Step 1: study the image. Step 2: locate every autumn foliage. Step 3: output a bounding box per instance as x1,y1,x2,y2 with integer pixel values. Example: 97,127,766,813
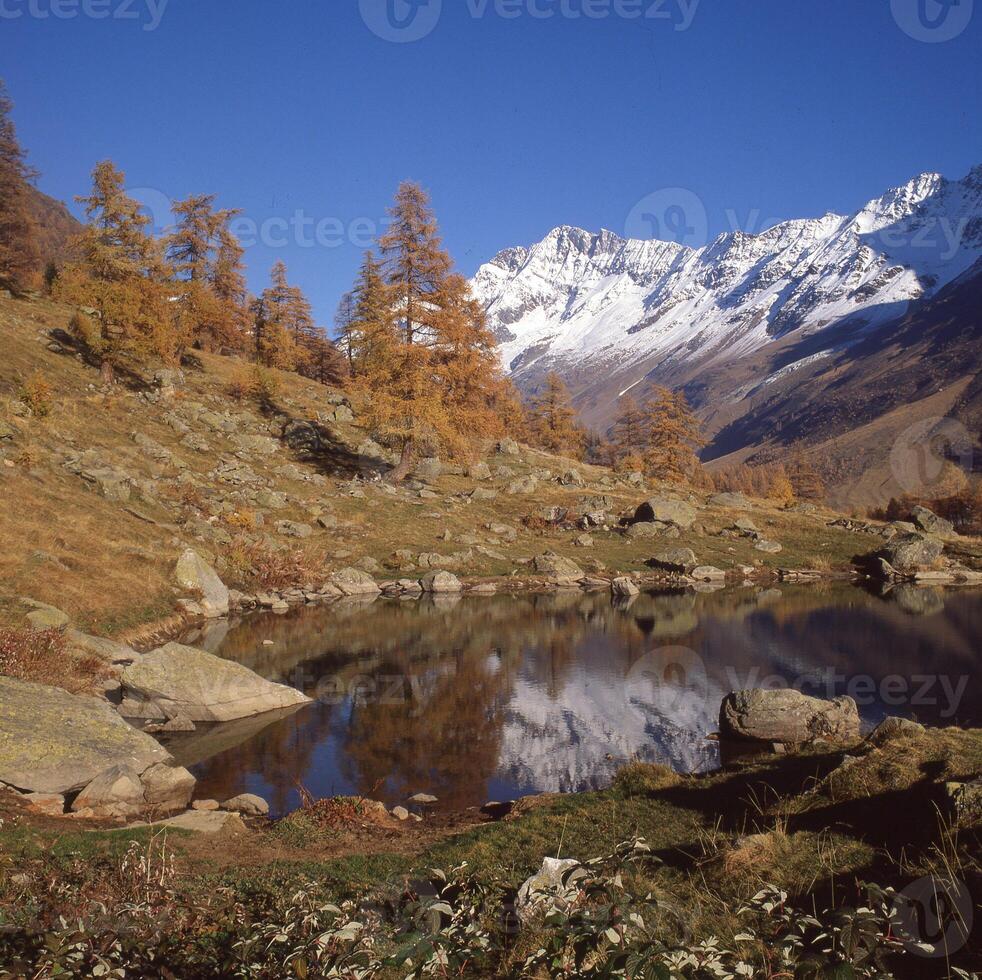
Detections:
0,80,40,294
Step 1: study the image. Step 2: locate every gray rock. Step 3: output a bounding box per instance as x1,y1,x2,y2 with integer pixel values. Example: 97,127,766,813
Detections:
157,810,248,834
506,475,538,495
468,462,492,481
719,689,860,744
414,457,443,482
330,567,381,596
72,764,145,816
421,570,463,593
276,520,314,539
910,505,955,537
256,490,288,511
691,565,726,581
867,716,925,745
559,469,584,487
175,549,230,617
626,522,662,540
140,763,195,811
881,533,944,572
532,552,584,580
391,805,410,821
651,548,698,573
222,793,269,816
754,540,783,555
497,438,520,456
22,600,70,630
516,857,582,923
66,630,140,666
612,577,640,597
0,677,171,794
634,496,698,529
119,642,311,723
409,793,438,805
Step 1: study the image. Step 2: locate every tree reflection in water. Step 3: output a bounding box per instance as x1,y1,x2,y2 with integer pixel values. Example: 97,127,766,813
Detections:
182,584,982,816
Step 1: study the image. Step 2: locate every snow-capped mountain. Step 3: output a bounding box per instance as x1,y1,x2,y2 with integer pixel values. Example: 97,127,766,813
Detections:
472,166,982,426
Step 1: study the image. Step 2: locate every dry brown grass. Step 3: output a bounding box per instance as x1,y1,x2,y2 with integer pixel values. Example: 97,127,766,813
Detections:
0,627,106,693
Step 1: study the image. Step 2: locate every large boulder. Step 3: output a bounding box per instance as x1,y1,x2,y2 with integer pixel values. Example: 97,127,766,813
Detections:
175,549,230,617
910,505,955,538
140,762,196,811
414,457,443,482
71,764,145,816
719,689,860,744
118,643,311,723
330,567,382,596
633,496,698,530
532,553,584,581
651,548,698,573
881,533,945,572
420,570,463,593
0,677,171,794
23,600,70,630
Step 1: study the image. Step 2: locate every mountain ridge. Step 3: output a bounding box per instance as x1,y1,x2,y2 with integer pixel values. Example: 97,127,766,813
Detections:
472,166,982,504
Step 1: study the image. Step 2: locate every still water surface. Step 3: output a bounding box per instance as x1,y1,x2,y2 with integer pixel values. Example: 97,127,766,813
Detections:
171,584,982,817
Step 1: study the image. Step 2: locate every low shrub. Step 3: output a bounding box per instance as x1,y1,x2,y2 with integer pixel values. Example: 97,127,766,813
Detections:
0,627,104,693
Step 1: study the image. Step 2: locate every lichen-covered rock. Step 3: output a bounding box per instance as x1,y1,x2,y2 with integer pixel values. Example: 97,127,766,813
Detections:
222,793,269,816
532,552,584,580
880,533,945,572
141,762,195,811
23,601,70,630
867,716,925,745
651,548,698,573
633,496,698,529
330,567,381,596
420,570,463,593
516,857,582,923
719,689,860,744
119,642,311,723
175,549,230,617
910,505,954,537
71,764,145,816
0,677,172,795
612,577,640,597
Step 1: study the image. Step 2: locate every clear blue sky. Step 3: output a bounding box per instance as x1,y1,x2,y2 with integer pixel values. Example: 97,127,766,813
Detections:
5,0,981,328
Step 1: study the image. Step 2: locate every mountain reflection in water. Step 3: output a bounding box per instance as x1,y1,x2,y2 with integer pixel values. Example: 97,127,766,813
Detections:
174,584,982,817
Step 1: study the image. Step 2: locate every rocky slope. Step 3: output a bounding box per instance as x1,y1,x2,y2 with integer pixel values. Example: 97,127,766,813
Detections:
472,167,982,503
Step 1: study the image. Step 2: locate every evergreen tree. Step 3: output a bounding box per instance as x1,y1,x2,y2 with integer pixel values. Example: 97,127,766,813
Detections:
56,160,176,382
609,396,647,467
334,290,357,375
379,181,451,345
251,261,316,370
526,373,586,458
349,185,506,481
787,452,826,501
0,81,40,294
638,387,705,483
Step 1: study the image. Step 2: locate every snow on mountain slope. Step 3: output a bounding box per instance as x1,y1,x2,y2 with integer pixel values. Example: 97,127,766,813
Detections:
472,166,982,404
